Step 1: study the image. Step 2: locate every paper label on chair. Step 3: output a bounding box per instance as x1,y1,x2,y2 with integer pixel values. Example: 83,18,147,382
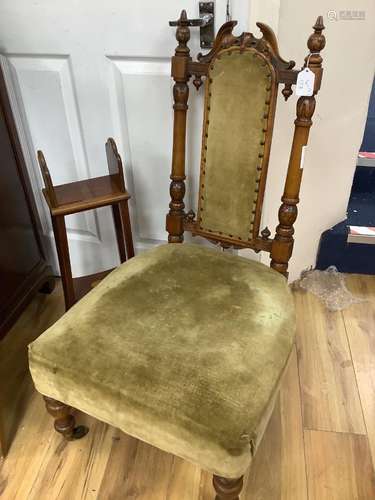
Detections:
296,68,315,96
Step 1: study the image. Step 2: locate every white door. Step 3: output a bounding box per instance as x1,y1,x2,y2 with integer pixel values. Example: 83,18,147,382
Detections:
0,1,249,277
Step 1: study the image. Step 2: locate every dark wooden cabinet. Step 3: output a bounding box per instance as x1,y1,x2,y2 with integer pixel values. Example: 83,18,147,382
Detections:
0,64,54,339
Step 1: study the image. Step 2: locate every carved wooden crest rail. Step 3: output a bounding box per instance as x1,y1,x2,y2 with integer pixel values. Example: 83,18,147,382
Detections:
166,11,325,277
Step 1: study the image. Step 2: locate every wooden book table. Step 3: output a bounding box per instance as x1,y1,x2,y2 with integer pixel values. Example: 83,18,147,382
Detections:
38,138,134,310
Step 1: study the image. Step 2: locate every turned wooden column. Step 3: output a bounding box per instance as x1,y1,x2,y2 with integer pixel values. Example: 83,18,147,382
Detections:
270,16,325,277
213,475,244,500
166,10,191,243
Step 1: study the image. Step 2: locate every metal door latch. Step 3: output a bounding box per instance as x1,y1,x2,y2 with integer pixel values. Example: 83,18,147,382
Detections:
169,2,215,49
198,2,215,49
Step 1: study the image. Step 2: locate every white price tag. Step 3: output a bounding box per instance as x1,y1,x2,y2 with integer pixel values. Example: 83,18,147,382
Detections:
296,68,315,97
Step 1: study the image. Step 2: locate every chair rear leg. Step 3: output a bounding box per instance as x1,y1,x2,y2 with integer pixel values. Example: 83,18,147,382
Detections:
213,475,244,500
43,396,88,440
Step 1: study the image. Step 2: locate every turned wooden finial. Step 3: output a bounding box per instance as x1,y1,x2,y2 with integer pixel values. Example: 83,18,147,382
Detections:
282,82,293,101
171,10,191,56
312,15,325,37
169,9,188,27
305,16,326,70
193,75,204,90
261,226,271,240
186,209,195,222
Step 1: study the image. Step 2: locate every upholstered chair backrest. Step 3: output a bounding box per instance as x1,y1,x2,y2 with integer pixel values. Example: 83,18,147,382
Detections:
197,48,276,243
167,13,326,276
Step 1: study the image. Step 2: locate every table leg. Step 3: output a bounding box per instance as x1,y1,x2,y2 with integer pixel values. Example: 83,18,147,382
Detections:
51,215,75,310
112,203,127,263
119,200,134,259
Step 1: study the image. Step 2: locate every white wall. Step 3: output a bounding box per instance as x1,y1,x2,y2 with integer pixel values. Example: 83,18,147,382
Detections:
249,0,375,281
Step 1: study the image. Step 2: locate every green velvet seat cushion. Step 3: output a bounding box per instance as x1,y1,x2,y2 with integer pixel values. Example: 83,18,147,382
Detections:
28,243,295,478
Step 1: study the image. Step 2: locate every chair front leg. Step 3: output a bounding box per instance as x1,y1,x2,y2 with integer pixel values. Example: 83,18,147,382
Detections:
43,396,88,440
213,475,244,500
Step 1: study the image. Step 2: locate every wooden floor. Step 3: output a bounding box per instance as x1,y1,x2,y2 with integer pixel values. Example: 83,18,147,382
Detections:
1,275,375,499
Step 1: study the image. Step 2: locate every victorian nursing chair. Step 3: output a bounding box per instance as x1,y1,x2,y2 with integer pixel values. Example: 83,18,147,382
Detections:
28,12,325,499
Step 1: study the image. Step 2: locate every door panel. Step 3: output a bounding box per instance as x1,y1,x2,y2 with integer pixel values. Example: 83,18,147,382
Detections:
0,0,249,276
108,57,173,242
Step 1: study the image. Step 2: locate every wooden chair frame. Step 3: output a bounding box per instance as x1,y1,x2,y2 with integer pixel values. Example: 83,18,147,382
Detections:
166,11,326,278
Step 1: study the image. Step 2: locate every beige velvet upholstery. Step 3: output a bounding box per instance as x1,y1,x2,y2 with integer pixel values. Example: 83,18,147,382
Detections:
29,243,295,478
198,48,274,242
